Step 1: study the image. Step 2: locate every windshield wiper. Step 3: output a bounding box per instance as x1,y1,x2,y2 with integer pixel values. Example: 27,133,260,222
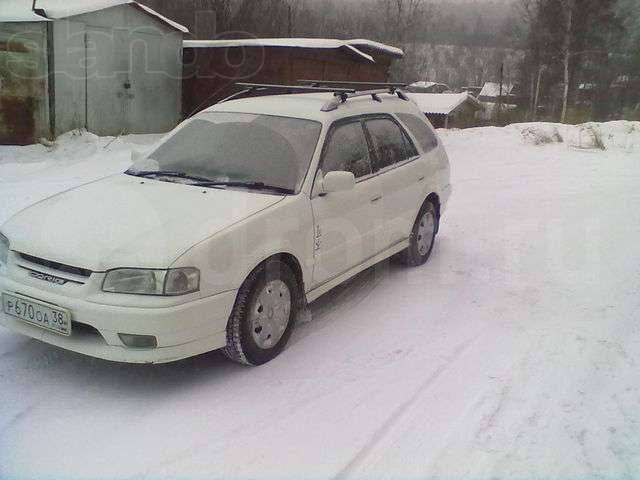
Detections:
126,170,213,183
193,180,294,195
126,171,294,194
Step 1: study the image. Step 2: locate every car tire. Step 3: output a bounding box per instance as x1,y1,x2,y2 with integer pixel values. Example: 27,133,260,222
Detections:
400,200,439,267
223,259,300,366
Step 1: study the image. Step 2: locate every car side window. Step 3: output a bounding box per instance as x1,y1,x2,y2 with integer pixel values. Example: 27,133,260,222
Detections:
321,121,372,179
396,113,439,152
365,118,417,170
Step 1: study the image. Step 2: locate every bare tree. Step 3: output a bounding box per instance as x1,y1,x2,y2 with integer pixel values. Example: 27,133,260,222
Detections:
377,0,427,45
559,0,575,123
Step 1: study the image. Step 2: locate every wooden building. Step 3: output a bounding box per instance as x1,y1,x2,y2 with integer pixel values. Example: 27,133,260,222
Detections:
182,38,404,116
408,92,482,129
407,81,451,94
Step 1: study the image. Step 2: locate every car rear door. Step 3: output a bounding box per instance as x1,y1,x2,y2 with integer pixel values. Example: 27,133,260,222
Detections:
363,115,426,248
310,119,384,287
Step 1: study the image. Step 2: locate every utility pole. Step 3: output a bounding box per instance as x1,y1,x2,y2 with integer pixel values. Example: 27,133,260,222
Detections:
532,64,544,121
287,3,293,37
560,0,575,123
497,62,504,124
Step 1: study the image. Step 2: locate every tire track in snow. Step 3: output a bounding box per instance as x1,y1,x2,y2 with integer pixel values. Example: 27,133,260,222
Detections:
332,336,476,480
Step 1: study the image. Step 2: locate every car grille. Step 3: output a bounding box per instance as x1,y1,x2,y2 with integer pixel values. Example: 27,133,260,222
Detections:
18,252,93,278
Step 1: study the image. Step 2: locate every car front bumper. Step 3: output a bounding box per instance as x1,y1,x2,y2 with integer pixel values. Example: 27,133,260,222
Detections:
0,275,236,364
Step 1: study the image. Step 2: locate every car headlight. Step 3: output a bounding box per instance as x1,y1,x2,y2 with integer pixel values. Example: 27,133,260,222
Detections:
0,232,9,266
102,268,200,296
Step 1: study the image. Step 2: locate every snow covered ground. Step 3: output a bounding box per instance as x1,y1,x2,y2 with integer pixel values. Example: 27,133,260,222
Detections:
1,122,639,479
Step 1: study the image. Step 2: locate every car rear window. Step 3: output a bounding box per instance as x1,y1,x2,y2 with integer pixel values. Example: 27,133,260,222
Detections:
396,113,439,152
365,118,417,170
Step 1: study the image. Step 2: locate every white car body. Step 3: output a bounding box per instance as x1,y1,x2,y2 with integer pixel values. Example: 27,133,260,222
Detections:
0,92,451,363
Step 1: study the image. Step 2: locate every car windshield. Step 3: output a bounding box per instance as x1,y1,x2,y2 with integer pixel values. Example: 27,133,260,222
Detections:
133,112,322,193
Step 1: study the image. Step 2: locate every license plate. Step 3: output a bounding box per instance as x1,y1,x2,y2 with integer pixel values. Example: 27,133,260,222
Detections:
2,292,72,336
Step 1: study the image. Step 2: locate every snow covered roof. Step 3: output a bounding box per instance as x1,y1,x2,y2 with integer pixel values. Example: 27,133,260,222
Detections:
408,92,481,115
183,38,404,64
1,0,49,21
408,81,452,93
410,81,438,89
479,82,514,98
345,39,404,58
128,3,189,33
0,0,188,33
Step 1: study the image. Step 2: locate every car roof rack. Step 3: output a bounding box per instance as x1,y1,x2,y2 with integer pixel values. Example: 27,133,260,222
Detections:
299,79,411,111
219,82,357,104
216,81,410,113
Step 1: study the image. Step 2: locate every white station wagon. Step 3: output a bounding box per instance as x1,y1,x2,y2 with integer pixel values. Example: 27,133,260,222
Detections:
0,83,451,365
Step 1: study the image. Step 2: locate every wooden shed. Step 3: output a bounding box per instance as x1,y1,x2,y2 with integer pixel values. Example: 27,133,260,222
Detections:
182,38,404,116
0,0,187,145
408,92,482,129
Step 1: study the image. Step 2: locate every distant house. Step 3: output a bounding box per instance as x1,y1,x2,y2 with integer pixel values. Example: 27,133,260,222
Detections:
1,0,187,145
478,82,515,103
408,92,481,129
462,86,482,97
182,38,404,116
407,81,451,94
577,75,633,110
476,82,522,121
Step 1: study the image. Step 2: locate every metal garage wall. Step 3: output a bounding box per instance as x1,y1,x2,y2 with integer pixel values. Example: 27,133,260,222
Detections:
128,28,182,133
85,25,128,135
53,20,87,135
55,4,182,137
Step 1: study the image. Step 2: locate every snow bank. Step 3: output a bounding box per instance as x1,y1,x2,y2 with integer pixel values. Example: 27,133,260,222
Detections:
0,130,160,224
513,123,564,146
0,130,157,167
511,121,640,152
2,123,640,479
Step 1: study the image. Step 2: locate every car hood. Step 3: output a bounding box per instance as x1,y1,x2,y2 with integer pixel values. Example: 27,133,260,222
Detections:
1,174,285,271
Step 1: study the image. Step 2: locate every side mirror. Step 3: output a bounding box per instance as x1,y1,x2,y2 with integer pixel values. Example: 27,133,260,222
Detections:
322,171,356,194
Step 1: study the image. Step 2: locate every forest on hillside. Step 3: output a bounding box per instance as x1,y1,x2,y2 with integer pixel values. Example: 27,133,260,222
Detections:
141,0,639,123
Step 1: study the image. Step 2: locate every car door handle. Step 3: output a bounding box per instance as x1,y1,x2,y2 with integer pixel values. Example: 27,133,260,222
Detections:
370,195,383,203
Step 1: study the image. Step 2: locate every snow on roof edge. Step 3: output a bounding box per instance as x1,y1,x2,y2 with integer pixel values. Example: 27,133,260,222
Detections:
183,37,403,60
0,0,51,22
479,82,514,98
183,38,377,63
344,45,374,63
131,2,189,33
0,12,51,22
346,39,404,58
408,92,481,115
0,0,188,33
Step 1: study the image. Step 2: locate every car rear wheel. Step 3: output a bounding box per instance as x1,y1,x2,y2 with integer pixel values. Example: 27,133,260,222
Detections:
223,259,299,366
400,200,438,267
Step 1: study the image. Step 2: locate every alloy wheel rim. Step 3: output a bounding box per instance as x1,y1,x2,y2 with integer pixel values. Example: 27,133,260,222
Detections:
416,212,435,256
249,280,292,349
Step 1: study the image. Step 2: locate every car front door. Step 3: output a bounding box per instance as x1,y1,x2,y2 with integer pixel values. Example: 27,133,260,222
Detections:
364,116,426,248
310,119,384,288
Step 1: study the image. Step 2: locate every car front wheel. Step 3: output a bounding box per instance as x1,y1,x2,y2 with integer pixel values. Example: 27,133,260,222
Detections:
401,200,438,267
223,259,299,366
